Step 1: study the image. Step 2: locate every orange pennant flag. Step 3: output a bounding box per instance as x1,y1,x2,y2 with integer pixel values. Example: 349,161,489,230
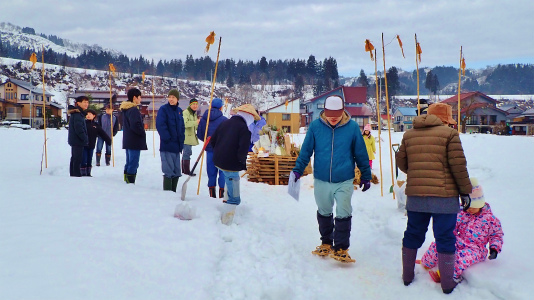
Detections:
29,52,37,70
396,35,405,58
109,63,116,77
285,99,289,110
416,43,422,62
205,31,216,53
365,39,375,61
461,57,466,76
142,72,145,81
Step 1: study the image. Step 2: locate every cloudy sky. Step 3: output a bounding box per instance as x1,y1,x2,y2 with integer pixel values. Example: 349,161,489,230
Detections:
3,0,533,76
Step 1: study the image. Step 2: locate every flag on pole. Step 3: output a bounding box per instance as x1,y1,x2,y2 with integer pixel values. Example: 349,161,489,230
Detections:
396,35,405,58
461,57,466,75
365,39,375,61
205,31,216,53
416,43,422,62
285,99,289,110
30,53,37,69
142,72,145,81
109,63,116,77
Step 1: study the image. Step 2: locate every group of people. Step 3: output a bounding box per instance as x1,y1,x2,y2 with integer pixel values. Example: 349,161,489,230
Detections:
68,91,503,294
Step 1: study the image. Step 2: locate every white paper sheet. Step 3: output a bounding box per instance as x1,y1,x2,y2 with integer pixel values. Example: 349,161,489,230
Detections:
288,172,300,201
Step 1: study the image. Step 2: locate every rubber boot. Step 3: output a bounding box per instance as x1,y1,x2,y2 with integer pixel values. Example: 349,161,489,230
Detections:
182,160,188,175
80,167,87,176
171,177,179,193
438,252,457,294
126,174,136,184
124,170,127,183
163,176,173,191
317,211,334,246
402,247,418,286
219,188,225,198
184,160,195,177
209,186,216,198
96,153,102,166
105,154,111,166
86,166,92,177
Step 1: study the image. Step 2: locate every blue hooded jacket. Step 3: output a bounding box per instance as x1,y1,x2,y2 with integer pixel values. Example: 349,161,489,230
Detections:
293,111,371,183
197,108,227,152
156,103,185,153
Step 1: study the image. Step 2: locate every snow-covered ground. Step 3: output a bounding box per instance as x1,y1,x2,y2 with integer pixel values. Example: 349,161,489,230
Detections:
0,128,532,299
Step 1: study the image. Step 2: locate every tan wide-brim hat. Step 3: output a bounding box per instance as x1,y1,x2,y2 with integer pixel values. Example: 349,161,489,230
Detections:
427,103,457,125
232,104,261,121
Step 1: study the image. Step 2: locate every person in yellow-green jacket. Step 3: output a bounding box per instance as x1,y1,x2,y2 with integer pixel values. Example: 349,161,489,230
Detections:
362,123,376,169
182,98,199,176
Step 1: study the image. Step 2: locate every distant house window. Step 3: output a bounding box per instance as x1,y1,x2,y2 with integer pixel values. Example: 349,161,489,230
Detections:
282,114,290,121
353,117,364,127
317,103,324,109
47,96,50,102
21,94,29,100
465,116,477,125
14,93,17,99
36,107,43,117
480,115,488,125
396,116,401,122
490,115,497,125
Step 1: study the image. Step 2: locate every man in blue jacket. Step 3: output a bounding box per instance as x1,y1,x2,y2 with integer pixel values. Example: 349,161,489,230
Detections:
156,89,185,192
293,95,371,263
120,88,147,184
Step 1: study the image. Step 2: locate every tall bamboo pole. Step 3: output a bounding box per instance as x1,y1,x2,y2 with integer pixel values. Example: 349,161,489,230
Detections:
109,67,115,167
197,37,222,195
374,48,383,196
41,45,48,168
381,33,395,199
415,34,420,116
152,76,156,157
457,46,463,132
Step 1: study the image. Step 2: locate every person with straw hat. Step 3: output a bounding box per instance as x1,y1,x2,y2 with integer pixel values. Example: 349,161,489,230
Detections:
210,103,260,225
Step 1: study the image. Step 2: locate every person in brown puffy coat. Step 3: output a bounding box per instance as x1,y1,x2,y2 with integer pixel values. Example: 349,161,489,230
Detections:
395,103,472,294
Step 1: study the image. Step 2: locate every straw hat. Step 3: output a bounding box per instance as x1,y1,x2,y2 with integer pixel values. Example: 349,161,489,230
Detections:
427,103,456,125
232,104,260,121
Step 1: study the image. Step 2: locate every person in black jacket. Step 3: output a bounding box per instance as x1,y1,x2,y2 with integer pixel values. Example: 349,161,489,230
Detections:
82,109,112,176
210,104,260,225
95,104,119,166
120,88,147,184
68,96,89,177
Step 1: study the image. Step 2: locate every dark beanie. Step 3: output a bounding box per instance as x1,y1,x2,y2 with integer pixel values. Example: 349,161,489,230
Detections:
168,89,180,100
189,98,198,105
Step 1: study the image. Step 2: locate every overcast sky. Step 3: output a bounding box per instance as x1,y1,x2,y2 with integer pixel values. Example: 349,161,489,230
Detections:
3,0,533,76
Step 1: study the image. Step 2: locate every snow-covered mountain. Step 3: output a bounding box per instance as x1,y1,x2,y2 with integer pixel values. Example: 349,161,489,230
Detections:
0,22,122,57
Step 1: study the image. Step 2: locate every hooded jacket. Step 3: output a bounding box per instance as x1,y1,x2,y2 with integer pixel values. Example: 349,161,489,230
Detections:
196,108,227,152
85,119,111,149
395,114,472,197
68,105,88,147
120,101,147,150
293,111,371,183
183,107,199,146
156,103,185,153
210,116,251,171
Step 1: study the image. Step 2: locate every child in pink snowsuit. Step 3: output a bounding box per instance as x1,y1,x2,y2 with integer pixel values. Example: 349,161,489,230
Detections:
420,178,503,282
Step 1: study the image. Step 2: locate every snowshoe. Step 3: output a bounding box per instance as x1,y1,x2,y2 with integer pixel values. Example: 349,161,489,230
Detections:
330,249,355,263
311,244,333,257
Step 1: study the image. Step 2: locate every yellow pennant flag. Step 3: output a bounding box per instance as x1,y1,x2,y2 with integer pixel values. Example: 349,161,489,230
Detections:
416,42,422,62
205,31,216,53
365,39,375,61
29,53,37,69
285,99,289,110
109,63,116,77
461,57,466,76
142,72,145,81
396,35,405,58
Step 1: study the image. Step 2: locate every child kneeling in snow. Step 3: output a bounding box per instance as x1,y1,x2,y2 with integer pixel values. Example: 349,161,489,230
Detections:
420,178,504,283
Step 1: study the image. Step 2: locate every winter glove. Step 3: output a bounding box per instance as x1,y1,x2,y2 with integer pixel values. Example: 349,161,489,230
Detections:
460,194,471,211
292,171,301,182
488,248,498,260
360,179,371,192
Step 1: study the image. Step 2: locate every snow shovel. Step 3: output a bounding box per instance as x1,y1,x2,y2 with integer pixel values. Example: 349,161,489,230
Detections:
181,136,211,201
389,143,400,193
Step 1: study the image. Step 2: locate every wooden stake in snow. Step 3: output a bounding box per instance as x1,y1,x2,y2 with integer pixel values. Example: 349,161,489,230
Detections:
415,34,422,116
109,63,116,167
41,45,48,169
458,47,466,133
381,34,395,200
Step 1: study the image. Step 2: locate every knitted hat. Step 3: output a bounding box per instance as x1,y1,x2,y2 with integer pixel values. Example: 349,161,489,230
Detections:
168,89,180,100
232,104,260,121
364,123,372,132
469,178,485,208
211,98,224,109
324,95,344,117
189,98,198,105
427,103,456,125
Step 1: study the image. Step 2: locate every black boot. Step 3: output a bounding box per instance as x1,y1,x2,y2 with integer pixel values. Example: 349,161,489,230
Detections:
209,186,216,198
126,174,136,184
171,177,179,192
86,166,92,177
96,153,102,166
438,252,458,294
183,160,195,176
80,167,87,176
105,154,111,166
219,188,225,198
402,247,418,286
333,216,352,251
317,211,334,246
163,176,173,191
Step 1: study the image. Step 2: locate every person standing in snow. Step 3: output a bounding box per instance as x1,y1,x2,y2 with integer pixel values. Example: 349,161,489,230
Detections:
197,98,227,198
396,102,472,294
95,104,119,166
82,109,111,176
362,123,376,169
120,88,147,184
210,104,260,225
420,178,503,284
292,95,372,263
156,89,185,192
182,98,199,176
68,96,89,177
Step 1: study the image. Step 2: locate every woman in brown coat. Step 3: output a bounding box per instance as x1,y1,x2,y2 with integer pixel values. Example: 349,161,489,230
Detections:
395,103,472,294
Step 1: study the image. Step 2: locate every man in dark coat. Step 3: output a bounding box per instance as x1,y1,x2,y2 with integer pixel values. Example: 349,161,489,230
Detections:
82,109,112,176
95,104,119,166
120,88,147,184
210,104,260,225
156,89,185,192
196,98,227,198
68,96,89,177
